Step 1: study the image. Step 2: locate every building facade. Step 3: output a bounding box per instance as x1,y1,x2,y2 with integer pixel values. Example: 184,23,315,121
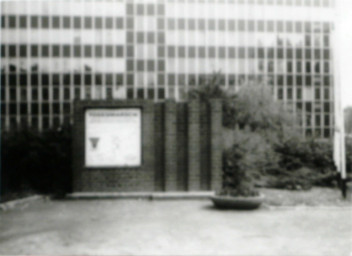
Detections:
1,0,335,138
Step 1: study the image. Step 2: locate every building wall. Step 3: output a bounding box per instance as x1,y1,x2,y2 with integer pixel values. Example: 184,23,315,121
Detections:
1,0,335,138
72,99,222,192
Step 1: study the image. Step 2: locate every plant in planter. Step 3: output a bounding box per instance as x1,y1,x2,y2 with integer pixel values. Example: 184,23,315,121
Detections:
211,129,278,209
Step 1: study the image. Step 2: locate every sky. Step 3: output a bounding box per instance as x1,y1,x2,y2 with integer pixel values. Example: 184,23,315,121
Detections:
338,0,352,109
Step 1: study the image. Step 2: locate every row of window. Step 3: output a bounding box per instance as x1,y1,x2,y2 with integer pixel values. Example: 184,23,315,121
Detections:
2,72,332,87
2,44,331,60
2,15,331,33
2,45,127,58
2,116,72,131
1,84,330,103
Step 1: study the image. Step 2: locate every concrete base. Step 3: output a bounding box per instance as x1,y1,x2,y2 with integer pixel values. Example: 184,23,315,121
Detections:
67,191,215,200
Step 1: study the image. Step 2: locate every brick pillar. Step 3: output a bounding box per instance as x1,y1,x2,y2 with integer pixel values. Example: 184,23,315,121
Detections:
72,100,84,191
210,99,222,191
188,99,201,191
143,102,155,190
164,100,178,191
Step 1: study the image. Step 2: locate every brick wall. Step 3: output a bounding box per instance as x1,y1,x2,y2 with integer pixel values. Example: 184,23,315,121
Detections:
73,99,222,192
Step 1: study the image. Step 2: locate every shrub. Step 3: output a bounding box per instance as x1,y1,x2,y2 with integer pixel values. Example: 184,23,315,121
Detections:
1,127,72,199
221,129,279,196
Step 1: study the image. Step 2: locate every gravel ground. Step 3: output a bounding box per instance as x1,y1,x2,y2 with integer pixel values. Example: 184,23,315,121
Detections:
261,187,352,207
0,187,352,255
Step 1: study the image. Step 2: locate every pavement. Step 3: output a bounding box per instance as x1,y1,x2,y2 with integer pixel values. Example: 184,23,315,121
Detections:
0,199,352,256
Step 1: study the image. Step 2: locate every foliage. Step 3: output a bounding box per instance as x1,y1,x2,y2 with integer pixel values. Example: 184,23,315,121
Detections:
189,74,348,194
221,129,278,196
1,127,72,200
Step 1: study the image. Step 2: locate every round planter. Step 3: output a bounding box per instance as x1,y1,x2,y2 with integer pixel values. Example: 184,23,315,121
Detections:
211,194,264,210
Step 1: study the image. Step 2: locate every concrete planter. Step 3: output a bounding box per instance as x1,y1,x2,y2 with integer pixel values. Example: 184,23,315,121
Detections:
211,194,264,210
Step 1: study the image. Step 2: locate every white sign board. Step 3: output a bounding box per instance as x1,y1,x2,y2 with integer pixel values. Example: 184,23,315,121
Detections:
85,108,141,167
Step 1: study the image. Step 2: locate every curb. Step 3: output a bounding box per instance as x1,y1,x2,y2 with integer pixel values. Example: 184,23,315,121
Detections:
0,195,45,211
67,191,215,200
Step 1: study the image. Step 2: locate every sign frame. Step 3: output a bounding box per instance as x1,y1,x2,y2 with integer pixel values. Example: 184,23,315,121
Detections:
84,107,143,169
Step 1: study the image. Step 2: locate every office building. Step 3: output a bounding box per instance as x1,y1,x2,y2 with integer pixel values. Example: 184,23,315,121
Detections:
1,0,335,137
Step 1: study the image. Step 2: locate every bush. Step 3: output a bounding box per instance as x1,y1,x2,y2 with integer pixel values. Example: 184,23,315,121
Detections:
222,129,278,196
1,127,72,199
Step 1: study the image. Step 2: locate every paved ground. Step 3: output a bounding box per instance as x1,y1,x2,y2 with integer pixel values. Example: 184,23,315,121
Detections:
1,199,352,256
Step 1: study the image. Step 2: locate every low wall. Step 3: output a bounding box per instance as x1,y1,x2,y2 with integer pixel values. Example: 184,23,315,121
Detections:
73,99,222,192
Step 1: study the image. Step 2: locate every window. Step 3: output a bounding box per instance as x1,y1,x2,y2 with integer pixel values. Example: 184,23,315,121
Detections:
127,74,134,85
267,20,274,32
63,45,70,57
168,19,175,30
127,60,134,71
74,17,81,29
42,74,49,86
116,74,123,85
106,73,113,85
239,47,246,58
84,17,92,28
178,19,186,30
147,32,154,43
127,46,134,57
105,17,113,29
157,18,164,30
31,16,38,28
127,4,134,15
248,20,255,32
63,74,70,85
42,16,49,28
9,45,16,57
127,17,134,29
158,46,164,57
157,4,164,15
147,60,154,71
95,45,102,57
53,16,60,28
168,74,175,85
20,45,27,57
20,74,27,85
105,45,113,57
238,20,245,31
19,16,27,28
74,45,81,57
189,46,196,58
168,46,175,58
9,16,16,28
52,74,60,85
95,74,102,85
209,47,216,58
208,20,215,30
95,17,102,29
42,45,49,57
84,74,91,85
217,19,225,31
158,32,164,44
189,19,196,30
137,32,144,43
228,20,235,31
158,60,165,71
137,4,144,15
84,45,92,57
198,47,206,58
63,16,70,28
116,46,124,57
158,74,164,85
199,19,206,30
116,17,124,29
178,46,185,58
127,32,134,43
1,16,6,28
295,21,302,33
31,74,38,86
52,45,60,57
147,4,154,15
305,49,311,59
